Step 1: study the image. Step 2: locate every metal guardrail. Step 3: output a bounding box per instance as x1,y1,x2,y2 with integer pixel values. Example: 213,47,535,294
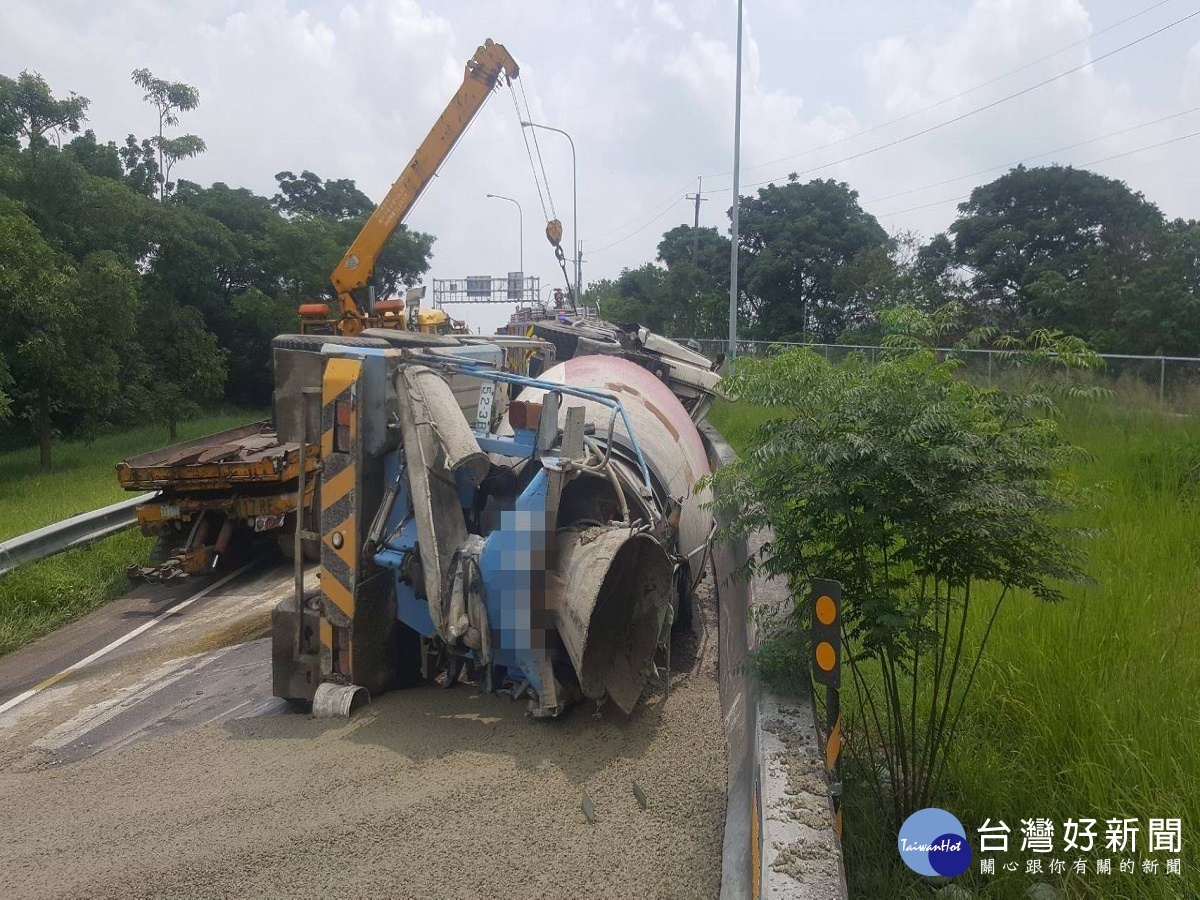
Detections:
0,493,157,577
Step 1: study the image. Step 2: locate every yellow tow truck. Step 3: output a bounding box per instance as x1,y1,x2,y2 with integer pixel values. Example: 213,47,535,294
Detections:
117,39,521,577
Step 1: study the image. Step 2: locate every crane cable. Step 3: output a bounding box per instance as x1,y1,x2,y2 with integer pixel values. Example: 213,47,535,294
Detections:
520,77,559,219
509,78,558,221
509,83,551,223
508,77,576,308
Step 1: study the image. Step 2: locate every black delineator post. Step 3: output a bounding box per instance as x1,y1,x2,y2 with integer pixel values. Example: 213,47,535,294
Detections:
810,578,843,838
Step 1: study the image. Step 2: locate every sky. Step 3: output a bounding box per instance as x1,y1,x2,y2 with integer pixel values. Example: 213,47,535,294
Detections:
3,0,1200,332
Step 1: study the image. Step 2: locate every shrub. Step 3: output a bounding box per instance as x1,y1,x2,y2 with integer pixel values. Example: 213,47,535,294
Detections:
708,305,1100,825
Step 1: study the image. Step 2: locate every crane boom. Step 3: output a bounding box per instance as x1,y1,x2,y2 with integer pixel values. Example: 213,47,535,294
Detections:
329,38,519,334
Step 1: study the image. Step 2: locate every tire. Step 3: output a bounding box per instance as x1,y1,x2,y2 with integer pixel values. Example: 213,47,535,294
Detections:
149,532,180,565
277,528,296,561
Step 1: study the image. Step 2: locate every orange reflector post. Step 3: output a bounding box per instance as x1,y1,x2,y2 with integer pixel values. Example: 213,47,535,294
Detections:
816,594,837,626
810,580,841,689
815,641,837,672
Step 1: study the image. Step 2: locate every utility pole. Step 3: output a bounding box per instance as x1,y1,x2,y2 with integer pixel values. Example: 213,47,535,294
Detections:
729,0,744,359
578,242,588,315
685,176,707,264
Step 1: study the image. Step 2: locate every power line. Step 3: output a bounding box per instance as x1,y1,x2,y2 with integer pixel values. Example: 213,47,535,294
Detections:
865,105,1200,206
705,6,1200,196
878,128,1200,217
589,198,688,255
577,2,1196,255
584,182,695,242
703,0,1179,181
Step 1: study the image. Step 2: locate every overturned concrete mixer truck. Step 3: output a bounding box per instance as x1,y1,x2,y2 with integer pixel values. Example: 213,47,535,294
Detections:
270,322,722,717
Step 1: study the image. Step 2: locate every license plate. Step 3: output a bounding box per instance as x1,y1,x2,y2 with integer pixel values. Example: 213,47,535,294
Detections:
475,382,495,432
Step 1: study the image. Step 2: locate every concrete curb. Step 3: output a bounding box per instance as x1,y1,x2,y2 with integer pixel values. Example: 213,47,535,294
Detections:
701,423,847,900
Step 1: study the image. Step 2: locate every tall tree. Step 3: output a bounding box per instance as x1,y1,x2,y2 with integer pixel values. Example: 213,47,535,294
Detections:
657,223,730,290
949,165,1164,334
271,168,435,302
737,177,890,342
0,200,139,465
0,71,89,155
131,293,227,440
118,134,160,197
272,169,373,220
131,68,205,201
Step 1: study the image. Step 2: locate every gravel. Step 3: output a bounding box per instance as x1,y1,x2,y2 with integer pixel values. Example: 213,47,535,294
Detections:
0,578,726,900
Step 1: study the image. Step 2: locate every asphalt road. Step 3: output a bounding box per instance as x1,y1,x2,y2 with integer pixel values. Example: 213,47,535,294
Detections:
0,560,302,765
0,561,727,899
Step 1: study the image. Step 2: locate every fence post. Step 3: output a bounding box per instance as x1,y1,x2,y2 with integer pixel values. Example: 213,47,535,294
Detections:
1160,357,1166,404
987,352,993,385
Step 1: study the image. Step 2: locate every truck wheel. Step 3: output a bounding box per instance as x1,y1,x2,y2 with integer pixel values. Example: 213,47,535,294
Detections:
149,533,180,565
277,528,296,561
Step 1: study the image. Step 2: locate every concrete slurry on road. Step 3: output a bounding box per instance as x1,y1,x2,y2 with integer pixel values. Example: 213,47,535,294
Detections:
0,563,727,899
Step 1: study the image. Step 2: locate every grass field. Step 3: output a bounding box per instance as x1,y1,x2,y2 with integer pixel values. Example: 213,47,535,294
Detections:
708,398,1199,899
0,411,264,656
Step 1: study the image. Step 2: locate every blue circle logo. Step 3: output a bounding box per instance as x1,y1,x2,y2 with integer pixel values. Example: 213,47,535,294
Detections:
898,808,973,877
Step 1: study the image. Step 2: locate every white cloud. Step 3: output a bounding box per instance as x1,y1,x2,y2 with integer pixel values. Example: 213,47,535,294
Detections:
0,0,1196,332
651,1,684,31
1185,41,1200,102
864,0,1094,117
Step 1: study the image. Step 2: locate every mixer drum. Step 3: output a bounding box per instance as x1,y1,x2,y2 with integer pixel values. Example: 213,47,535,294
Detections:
551,528,674,713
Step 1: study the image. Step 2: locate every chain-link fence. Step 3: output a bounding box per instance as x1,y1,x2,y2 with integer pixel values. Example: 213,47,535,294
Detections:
687,340,1200,412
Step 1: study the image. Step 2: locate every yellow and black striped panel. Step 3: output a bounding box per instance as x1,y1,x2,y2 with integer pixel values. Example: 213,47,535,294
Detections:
523,324,536,367
319,357,362,679
826,713,843,838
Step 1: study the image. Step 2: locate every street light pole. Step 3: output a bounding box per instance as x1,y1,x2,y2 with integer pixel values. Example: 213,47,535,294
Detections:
729,0,744,359
486,193,523,292
520,120,578,310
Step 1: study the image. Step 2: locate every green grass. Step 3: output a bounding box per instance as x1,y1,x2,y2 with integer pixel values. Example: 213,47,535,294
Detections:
0,410,263,656
708,398,1199,899
0,411,263,541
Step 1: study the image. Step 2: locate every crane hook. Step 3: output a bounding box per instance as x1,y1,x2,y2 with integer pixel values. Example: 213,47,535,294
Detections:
544,219,575,311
